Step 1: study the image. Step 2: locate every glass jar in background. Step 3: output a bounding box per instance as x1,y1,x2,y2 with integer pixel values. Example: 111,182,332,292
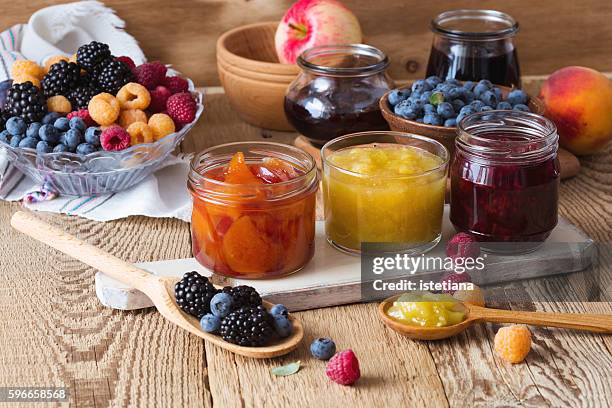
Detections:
450,111,559,254
285,44,394,145
188,142,318,279
426,9,521,88
322,131,449,255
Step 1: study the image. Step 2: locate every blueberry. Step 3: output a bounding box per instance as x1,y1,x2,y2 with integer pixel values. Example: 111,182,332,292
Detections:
419,91,432,102
9,135,21,147
411,79,432,94
464,91,475,103
513,103,530,112
0,79,12,108
6,117,26,136
460,105,476,116
423,113,442,126
437,102,455,119
270,304,289,318
53,144,68,153
0,130,10,144
444,118,457,127
448,87,466,102
451,99,465,112
424,104,436,113
26,122,41,139
507,89,528,106
470,100,485,111
493,87,503,101
394,101,417,119
54,117,70,132
446,78,462,86
38,124,60,144
463,81,475,91
477,79,493,89
42,112,61,125
209,292,233,318
479,90,498,107
200,313,221,333
272,315,293,338
62,129,82,149
310,338,336,360
84,127,101,146
435,83,454,93
497,101,513,110
473,83,489,98
480,105,493,112
76,143,97,155
387,89,410,106
18,136,38,149
36,140,51,154
69,117,86,132
425,75,442,88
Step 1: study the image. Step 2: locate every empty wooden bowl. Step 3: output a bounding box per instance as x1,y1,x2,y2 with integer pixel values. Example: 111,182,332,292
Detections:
379,82,545,158
216,22,299,131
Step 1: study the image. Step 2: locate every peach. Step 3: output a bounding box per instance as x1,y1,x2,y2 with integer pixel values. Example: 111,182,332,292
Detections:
539,66,612,155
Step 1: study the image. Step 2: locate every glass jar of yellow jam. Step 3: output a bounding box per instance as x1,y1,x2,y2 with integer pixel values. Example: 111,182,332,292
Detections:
387,292,467,327
322,131,449,255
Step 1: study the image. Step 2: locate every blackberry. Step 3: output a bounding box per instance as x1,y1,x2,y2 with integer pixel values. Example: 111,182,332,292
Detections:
222,285,262,310
77,41,111,71
3,82,47,123
174,271,219,318
68,85,98,109
220,306,275,347
96,59,135,94
41,60,80,97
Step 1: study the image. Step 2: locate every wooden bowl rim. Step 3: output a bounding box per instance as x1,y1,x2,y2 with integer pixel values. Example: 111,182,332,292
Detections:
379,81,545,134
218,65,294,89
217,54,296,84
216,21,300,76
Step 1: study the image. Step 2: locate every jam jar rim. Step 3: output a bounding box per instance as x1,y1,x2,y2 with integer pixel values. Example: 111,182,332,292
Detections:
431,9,519,40
297,44,390,77
456,110,559,164
188,141,319,202
321,131,449,180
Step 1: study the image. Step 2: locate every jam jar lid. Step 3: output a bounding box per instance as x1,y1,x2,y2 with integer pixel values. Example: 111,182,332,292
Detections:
431,9,519,40
297,44,389,77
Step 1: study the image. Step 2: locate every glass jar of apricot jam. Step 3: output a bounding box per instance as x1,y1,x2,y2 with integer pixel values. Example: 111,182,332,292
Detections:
188,142,318,279
285,44,394,145
450,111,560,253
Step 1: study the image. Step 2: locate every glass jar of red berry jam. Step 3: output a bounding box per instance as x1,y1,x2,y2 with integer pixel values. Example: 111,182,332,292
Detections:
285,44,394,145
188,142,318,279
450,111,560,253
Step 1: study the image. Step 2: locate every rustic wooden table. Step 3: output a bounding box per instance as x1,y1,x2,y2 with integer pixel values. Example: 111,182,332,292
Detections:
0,82,611,407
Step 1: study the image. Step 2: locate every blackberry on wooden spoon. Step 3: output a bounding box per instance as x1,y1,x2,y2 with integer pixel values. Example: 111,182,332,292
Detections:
174,271,219,318
222,285,262,310
220,305,275,347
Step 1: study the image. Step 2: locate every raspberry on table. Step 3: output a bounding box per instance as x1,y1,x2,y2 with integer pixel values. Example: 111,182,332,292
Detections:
162,75,189,94
494,325,532,364
166,92,197,124
135,61,167,89
326,349,360,385
100,125,131,151
149,86,172,113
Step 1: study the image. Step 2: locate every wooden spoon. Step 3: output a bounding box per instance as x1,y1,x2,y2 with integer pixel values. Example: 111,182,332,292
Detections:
11,211,303,359
379,294,612,341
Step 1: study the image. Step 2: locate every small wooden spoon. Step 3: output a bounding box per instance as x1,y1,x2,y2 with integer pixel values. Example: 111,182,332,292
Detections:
379,294,612,341
11,211,303,359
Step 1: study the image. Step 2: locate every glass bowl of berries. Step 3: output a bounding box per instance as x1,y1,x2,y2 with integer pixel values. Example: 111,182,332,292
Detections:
0,41,204,196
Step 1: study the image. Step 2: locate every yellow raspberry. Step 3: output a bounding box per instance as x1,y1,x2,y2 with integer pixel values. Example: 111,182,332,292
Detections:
44,55,69,74
127,122,155,145
116,82,151,110
69,53,77,63
12,74,41,88
148,113,176,140
119,109,148,128
11,60,44,80
89,93,121,126
453,285,485,307
494,325,531,364
47,95,72,114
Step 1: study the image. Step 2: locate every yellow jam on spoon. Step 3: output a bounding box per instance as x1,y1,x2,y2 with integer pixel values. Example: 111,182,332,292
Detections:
386,292,467,327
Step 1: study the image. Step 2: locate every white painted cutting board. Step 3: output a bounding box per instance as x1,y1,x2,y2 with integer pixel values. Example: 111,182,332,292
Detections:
95,207,594,312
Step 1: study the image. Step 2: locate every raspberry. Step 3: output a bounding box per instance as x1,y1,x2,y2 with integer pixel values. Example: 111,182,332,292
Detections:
67,109,95,127
446,232,480,260
161,75,189,94
117,82,151,110
117,56,136,70
326,349,360,385
134,61,167,89
149,86,171,113
127,122,155,145
439,271,472,294
100,125,131,151
44,55,69,74
119,109,148,128
11,60,44,80
88,93,121,126
148,113,175,140
166,92,197,124
494,325,531,364
46,95,72,114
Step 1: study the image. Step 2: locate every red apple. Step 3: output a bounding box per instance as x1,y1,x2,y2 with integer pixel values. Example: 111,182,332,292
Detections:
275,0,362,65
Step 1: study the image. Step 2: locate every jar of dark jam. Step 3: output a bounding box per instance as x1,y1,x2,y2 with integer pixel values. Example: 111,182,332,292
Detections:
284,44,394,145
426,9,521,88
450,111,560,253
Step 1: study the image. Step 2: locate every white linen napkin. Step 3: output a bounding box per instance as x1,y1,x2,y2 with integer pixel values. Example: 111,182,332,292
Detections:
0,1,194,222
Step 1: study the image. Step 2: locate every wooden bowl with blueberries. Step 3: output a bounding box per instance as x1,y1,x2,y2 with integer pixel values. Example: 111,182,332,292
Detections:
379,78,545,157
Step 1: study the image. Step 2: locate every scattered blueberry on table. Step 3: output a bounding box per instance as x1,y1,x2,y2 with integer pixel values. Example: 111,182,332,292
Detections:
388,77,531,126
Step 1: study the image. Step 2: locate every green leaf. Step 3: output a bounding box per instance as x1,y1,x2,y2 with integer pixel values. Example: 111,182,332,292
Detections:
429,92,445,106
271,361,301,377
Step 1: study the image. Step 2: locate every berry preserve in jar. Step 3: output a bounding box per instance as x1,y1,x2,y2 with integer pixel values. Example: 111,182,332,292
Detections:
450,111,559,253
